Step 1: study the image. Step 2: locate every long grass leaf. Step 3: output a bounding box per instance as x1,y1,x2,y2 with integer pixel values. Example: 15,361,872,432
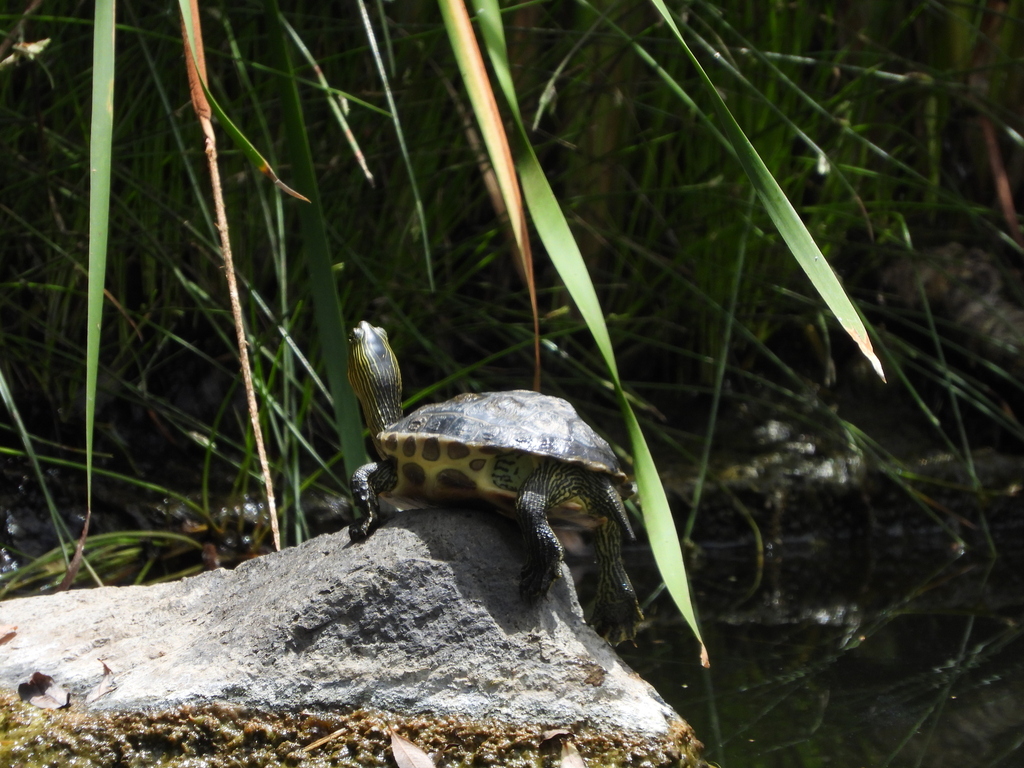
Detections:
280,16,374,186
64,0,120,590
518,146,705,662
646,0,884,381
356,0,434,289
263,0,368,482
459,0,706,660
0,370,71,564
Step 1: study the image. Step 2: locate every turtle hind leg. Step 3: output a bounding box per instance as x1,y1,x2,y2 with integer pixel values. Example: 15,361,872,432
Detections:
514,461,645,639
516,462,644,643
515,461,567,599
349,459,397,540
590,514,644,644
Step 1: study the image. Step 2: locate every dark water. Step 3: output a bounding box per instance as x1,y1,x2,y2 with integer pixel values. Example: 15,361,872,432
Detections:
615,545,1024,768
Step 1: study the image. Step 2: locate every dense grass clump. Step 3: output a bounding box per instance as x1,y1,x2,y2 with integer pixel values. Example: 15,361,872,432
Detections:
1,1,1022,593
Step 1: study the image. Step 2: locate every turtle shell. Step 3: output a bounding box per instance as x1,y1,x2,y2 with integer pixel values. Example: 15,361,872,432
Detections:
381,390,627,483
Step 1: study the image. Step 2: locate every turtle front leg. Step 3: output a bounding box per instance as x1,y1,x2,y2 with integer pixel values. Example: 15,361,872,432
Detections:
349,459,397,540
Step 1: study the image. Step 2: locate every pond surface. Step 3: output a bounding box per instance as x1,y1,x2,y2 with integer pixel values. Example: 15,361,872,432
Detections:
616,543,1024,768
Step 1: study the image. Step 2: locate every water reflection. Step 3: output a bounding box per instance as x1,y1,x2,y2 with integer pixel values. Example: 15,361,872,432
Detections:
618,547,1024,767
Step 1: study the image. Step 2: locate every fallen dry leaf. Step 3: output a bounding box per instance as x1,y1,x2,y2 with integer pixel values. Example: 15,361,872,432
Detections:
18,672,70,709
0,625,16,646
391,729,435,768
85,661,116,703
541,728,572,742
561,740,587,768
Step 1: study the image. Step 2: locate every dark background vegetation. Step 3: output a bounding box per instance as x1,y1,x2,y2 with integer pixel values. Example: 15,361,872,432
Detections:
2,1,1023,586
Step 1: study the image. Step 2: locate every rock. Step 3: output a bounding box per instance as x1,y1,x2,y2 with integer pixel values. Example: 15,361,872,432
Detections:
0,509,702,766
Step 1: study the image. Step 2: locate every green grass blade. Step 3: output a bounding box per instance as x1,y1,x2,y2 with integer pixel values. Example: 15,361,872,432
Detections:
520,129,705,661
646,0,884,381
688,190,756,537
77,0,119,585
263,0,368,482
356,0,434,289
460,0,706,660
0,369,71,565
0,531,205,597
279,15,375,186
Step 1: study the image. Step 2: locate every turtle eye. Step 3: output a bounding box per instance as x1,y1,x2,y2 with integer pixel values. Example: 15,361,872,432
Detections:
351,321,389,352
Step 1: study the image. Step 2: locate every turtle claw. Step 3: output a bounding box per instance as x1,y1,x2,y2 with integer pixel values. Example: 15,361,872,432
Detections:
519,560,561,601
591,597,644,645
348,515,377,542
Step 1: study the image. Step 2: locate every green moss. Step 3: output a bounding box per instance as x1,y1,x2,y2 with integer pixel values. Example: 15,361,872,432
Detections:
0,692,703,768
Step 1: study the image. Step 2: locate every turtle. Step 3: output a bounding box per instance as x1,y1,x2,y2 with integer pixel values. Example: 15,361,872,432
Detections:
346,321,643,644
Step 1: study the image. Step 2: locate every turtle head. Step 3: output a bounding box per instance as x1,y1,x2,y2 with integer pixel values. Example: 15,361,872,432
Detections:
348,321,404,456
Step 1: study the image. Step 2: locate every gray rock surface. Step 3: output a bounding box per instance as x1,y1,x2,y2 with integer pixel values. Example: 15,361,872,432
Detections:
0,509,681,738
